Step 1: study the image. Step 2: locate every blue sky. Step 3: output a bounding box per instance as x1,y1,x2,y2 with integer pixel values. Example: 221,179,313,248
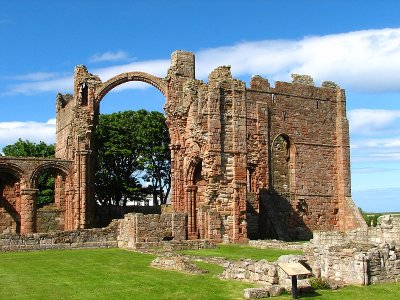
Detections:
1,0,399,212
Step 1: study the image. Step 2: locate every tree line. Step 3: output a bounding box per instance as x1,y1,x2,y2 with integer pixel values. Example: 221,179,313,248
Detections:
0,109,171,206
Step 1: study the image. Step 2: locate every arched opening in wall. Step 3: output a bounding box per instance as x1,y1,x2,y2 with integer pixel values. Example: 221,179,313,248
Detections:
272,134,291,195
33,166,68,232
268,134,311,240
94,79,171,227
0,171,21,234
192,160,206,238
260,134,295,241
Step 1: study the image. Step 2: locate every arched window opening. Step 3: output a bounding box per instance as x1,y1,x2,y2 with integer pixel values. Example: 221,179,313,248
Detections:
272,134,291,195
191,160,206,239
34,167,68,232
81,82,88,106
247,164,256,193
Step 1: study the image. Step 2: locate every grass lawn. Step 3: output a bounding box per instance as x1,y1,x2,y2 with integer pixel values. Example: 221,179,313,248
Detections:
274,283,400,299
0,248,254,300
177,244,303,261
1,247,399,299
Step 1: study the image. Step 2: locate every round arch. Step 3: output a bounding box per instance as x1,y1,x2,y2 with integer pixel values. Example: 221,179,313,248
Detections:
95,72,167,108
30,161,72,189
0,163,24,181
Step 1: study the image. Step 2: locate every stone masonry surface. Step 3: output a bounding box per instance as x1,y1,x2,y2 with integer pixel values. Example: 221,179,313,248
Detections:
0,50,365,243
307,215,400,285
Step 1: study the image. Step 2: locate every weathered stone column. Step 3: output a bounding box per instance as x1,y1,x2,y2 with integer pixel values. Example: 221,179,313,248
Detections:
78,150,90,229
186,185,197,239
20,188,38,234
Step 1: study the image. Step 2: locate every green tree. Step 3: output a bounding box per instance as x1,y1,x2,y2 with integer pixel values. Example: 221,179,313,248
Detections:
2,139,55,157
95,110,171,206
2,139,55,205
139,111,171,205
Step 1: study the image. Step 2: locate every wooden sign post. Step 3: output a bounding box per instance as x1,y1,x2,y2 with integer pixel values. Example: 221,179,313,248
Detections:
278,262,311,299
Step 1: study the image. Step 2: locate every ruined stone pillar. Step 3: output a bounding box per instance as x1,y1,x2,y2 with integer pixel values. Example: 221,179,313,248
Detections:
186,185,197,239
78,150,90,228
20,188,37,234
64,186,75,230
170,145,182,212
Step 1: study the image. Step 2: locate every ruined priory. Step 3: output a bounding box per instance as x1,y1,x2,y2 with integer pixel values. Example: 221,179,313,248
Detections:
0,50,365,242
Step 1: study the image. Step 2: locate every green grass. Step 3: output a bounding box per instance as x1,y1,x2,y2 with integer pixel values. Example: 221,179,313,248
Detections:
0,248,254,300
1,248,399,300
275,283,400,299
178,244,303,261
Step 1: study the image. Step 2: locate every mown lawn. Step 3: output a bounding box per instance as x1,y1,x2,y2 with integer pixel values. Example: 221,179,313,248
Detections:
275,283,400,299
178,244,303,261
1,247,399,300
0,248,254,300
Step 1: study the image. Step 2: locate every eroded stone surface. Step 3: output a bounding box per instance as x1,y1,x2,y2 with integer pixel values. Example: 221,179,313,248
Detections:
0,50,364,243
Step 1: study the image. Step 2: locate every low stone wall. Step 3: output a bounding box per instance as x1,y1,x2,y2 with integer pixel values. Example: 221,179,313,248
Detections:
0,212,200,253
0,220,119,252
133,240,216,252
36,204,64,232
312,214,400,247
220,254,311,291
151,255,207,274
308,215,400,285
95,205,161,227
117,213,187,249
307,242,400,285
221,259,278,285
249,239,308,251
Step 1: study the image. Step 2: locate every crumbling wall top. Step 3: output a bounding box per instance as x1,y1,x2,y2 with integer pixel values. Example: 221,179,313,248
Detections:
170,50,195,78
291,73,315,86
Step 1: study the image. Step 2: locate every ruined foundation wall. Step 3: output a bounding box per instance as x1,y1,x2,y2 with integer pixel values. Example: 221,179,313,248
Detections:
0,221,118,252
312,214,400,246
36,204,64,232
308,215,400,285
117,213,187,249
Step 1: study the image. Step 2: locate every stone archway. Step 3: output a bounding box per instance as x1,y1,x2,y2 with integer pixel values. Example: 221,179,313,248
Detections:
76,68,171,227
30,161,73,232
95,72,167,106
0,158,73,234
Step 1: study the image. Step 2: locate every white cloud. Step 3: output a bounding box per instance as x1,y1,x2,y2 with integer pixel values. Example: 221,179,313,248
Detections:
3,28,400,96
195,28,400,92
348,109,400,135
5,72,62,81
1,59,170,96
349,108,400,163
0,119,56,150
351,136,400,163
89,50,131,63
5,76,73,95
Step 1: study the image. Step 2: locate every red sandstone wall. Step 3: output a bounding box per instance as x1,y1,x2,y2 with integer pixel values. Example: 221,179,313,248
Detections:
0,174,21,234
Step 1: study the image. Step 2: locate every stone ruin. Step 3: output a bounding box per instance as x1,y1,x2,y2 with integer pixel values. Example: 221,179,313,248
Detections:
0,50,366,243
